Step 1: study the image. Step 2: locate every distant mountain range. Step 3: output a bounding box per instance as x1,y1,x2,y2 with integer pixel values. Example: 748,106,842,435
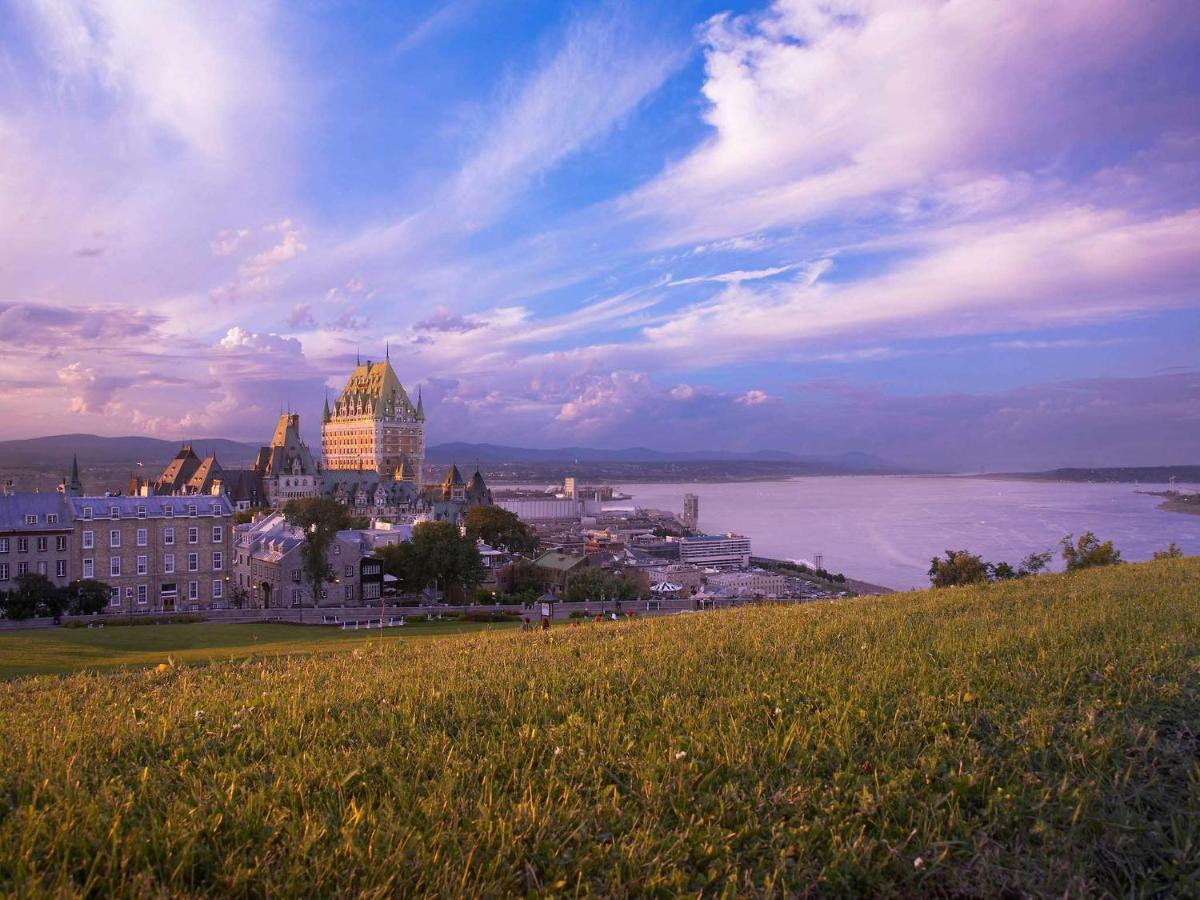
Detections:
985,465,1200,484
0,433,905,474
423,441,901,470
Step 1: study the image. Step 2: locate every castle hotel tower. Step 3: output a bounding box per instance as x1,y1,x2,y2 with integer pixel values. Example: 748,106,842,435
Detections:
321,352,425,483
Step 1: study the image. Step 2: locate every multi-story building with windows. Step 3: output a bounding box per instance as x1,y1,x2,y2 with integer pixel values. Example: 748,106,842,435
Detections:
0,494,74,589
668,533,752,568
67,495,234,612
321,352,425,483
233,511,368,609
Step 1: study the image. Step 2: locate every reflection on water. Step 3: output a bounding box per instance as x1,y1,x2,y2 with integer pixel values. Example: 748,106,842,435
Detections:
605,476,1200,590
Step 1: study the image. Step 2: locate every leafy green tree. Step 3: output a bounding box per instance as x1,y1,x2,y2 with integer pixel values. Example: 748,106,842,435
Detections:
464,506,536,554
988,561,1018,580
1018,550,1054,577
1153,542,1183,560
563,567,637,603
502,559,544,596
378,522,486,603
284,497,352,616
928,550,990,588
1061,532,1122,572
62,579,111,616
1,572,61,621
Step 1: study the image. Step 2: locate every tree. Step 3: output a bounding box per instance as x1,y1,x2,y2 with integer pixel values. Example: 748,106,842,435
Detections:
284,497,352,615
377,522,486,603
563,567,637,604
1,573,62,621
62,579,110,616
503,559,544,596
988,561,1018,581
1061,532,1122,572
376,541,428,595
1018,550,1054,577
464,506,536,554
1153,542,1183,560
928,550,990,588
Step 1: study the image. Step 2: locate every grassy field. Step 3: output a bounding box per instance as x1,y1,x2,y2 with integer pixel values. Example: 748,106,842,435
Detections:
0,619,518,679
1,558,1198,896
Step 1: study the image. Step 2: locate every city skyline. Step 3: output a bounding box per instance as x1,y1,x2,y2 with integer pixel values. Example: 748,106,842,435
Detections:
2,0,1198,469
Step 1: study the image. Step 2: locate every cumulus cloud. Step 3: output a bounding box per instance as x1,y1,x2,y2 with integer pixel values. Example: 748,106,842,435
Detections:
217,326,302,355
56,362,129,414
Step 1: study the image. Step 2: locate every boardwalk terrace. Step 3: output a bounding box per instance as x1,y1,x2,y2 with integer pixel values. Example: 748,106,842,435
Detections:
66,495,234,613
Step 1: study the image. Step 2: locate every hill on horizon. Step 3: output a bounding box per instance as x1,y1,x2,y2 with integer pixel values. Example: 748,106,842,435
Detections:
0,433,905,474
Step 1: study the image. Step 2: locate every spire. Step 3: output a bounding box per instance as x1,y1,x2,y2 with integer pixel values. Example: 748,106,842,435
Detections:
322,392,332,424
385,341,390,361
356,346,361,366
416,385,425,421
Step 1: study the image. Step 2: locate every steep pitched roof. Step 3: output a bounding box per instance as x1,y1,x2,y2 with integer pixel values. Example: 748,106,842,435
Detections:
331,358,416,422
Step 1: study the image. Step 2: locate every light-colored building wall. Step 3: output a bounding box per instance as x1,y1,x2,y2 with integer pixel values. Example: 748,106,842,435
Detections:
670,533,752,568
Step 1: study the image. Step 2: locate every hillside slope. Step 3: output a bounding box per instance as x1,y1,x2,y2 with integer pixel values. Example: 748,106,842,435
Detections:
2,559,1199,895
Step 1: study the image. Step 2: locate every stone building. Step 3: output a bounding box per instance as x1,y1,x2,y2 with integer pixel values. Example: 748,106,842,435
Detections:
0,493,74,589
66,495,235,612
233,511,369,608
321,352,425,483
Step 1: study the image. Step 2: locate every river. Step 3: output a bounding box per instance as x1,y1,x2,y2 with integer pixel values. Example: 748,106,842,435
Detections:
603,476,1200,590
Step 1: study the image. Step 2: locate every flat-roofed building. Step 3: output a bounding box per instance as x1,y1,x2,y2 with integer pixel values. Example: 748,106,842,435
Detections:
669,533,752,568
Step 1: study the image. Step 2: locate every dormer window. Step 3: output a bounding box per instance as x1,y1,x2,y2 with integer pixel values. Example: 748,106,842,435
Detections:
24,514,37,525
188,504,197,517
81,506,93,520
164,505,174,517
137,505,147,518
110,506,120,519
46,514,58,525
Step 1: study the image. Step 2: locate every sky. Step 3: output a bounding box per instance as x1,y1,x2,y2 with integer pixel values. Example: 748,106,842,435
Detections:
0,0,1198,470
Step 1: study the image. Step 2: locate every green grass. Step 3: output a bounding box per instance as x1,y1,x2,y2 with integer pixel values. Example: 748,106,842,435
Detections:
2,558,1199,896
0,619,517,679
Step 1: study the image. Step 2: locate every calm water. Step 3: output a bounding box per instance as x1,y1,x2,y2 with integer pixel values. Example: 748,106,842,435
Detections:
605,477,1200,590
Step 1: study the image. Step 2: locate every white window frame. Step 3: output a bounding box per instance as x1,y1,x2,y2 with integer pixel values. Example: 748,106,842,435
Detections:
0,563,8,581
187,552,198,572
82,530,94,550
212,551,223,571
164,554,175,574
137,555,148,576
187,527,199,544
109,529,121,549
55,560,66,578
109,506,120,520
164,527,175,546
109,587,120,607
188,580,198,600
110,556,121,577
83,558,94,579
55,535,67,552
0,538,7,554
212,525,223,542
137,584,148,605
212,579,223,599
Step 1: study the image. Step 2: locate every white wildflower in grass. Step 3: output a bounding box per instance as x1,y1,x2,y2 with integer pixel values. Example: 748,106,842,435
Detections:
674,751,687,760
914,857,926,870
193,710,204,721
554,747,562,756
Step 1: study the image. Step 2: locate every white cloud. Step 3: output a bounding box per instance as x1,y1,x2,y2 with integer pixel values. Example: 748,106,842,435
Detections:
627,0,1189,246
217,326,302,355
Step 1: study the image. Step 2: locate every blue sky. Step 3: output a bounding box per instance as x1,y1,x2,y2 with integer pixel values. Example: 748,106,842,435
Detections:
1,0,1198,469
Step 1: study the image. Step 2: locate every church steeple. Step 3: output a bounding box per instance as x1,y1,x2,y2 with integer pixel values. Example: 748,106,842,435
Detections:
61,453,83,497
322,392,332,424
416,386,425,422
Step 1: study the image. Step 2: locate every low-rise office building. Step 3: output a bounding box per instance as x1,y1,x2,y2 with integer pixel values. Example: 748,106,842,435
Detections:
669,533,752,568
233,512,367,608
